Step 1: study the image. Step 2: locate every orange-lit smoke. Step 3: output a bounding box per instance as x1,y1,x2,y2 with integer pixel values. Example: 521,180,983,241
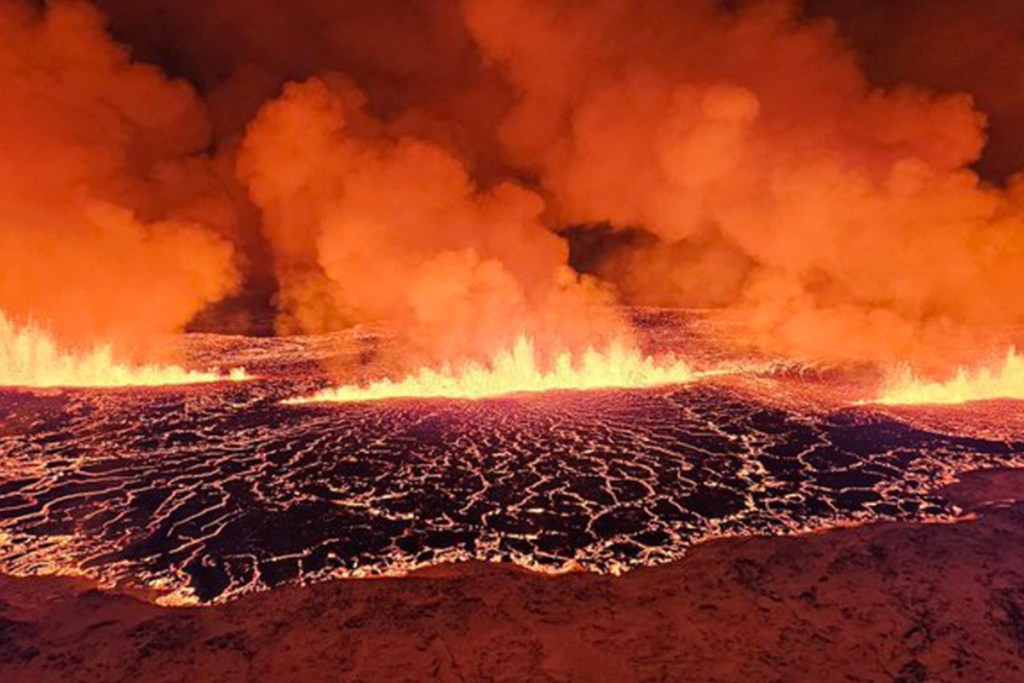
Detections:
236,77,624,365
0,0,239,359
4,0,1024,377
462,0,1024,366
809,0,1024,181
92,0,513,177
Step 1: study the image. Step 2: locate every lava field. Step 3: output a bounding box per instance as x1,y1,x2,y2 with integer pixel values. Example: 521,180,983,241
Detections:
1,329,1021,604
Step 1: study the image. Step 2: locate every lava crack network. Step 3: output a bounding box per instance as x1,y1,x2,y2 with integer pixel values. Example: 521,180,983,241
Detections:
0,311,248,388
286,335,701,403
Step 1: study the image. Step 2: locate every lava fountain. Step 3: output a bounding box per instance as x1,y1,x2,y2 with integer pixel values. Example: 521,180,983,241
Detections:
0,311,248,389
873,348,1024,405
286,335,701,403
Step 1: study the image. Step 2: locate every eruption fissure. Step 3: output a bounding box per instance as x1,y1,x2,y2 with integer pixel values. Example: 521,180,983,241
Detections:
0,311,248,388
872,347,1024,405
285,335,702,403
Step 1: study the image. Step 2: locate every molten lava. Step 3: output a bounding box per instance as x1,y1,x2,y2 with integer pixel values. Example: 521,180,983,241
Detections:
0,312,248,389
874,348,1024,405
286,336,699,403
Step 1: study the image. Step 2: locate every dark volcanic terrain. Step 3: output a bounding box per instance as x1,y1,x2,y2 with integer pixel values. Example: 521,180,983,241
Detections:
1,469,1023,682
1,317,1024,681
0,325,1021,605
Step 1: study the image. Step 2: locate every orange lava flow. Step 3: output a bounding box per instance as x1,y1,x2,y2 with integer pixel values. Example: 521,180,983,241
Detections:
873,348,1024,405
0,312,248,389
287,336,700,403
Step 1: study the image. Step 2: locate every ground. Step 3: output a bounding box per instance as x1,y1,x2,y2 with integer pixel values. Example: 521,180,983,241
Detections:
1,468,1022,682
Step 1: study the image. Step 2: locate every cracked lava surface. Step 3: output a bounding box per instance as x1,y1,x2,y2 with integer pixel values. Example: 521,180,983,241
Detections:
0,315,1022,605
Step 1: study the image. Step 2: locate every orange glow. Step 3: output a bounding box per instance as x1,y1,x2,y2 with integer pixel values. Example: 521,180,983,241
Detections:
0,312,248,389
873,348,1024,405
286,335,699,403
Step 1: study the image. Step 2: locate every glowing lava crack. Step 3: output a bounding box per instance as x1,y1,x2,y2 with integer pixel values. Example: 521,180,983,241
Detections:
286,335,701,403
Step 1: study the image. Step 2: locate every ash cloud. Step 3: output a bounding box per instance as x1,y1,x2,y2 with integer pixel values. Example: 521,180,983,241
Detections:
5,0,1024,368
236,76,622,364
0,0,240,356
463,0,1024,364
808,0,1024,181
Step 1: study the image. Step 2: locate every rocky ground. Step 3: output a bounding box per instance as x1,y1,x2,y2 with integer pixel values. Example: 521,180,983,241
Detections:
1,468,1022,682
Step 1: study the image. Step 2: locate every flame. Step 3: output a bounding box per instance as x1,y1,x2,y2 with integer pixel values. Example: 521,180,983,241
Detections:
0,312,248,389
873,347,1024,405
287,335,699,403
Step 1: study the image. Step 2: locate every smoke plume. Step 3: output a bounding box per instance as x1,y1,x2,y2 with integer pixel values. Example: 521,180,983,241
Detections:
0,0,239,357
463,0,1024,364
235,76,622,364
809,0,1024,182
4,0,1024,369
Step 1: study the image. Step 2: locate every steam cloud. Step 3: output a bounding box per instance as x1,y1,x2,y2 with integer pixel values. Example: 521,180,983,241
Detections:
235,76,621,363
463,0,1024,365
0,0,240,357
4,0,1024,369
